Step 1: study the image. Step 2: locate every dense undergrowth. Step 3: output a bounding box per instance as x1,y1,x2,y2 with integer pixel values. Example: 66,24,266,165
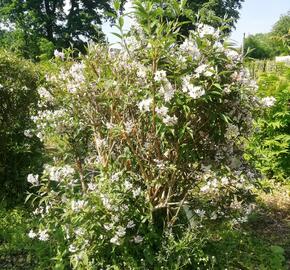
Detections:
1,180,289,269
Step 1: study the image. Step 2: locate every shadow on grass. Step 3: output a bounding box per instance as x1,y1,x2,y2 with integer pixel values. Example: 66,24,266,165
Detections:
247,184,290,268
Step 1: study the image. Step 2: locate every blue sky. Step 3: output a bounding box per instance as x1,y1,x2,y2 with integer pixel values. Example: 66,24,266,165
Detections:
102,0,290,46
230,0,290,45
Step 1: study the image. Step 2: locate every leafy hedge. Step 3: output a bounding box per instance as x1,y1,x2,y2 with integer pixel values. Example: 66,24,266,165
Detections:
0,50,43,206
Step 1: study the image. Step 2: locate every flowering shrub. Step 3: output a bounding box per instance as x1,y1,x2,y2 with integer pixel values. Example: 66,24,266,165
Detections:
26,0,271,268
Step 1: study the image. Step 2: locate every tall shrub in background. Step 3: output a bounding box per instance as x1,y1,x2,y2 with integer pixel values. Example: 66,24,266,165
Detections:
26,0,276,268
0,50,42,206
246,66,290,181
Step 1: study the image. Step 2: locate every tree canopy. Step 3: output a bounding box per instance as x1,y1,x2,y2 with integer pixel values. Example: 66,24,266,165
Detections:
0,0,245,59
187,0,244,31
150,0,244,36
0,0,125,60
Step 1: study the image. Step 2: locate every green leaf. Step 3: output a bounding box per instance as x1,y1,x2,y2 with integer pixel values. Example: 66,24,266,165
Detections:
113,0,121,11
111,32,123,40
118,16,124,29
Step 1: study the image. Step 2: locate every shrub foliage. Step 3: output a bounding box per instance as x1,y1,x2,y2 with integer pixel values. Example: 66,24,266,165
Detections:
25,0,281,269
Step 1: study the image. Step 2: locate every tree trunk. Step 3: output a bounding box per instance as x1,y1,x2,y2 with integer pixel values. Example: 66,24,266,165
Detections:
44,0,55,42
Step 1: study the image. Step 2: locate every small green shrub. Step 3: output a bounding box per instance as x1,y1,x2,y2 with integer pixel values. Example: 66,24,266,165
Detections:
0,206,53,270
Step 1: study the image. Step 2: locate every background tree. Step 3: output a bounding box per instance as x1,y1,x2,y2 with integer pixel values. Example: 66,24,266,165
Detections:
271,11,290,55
244,11,290,59
187,0,244,31
244,33,275,59
151,0,244,36
272,11,290,38
0,0,125,60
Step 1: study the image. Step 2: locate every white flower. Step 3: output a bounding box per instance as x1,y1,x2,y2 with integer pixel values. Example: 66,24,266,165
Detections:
24,129,33,138
133,235,143,244
125,36,141,50
69,244,77,253
71,200,87,212
195,64,213,77
124,180,133,190
27,174,39,185
121,204,129,212
104,223,113,231
38,229,49,241
111,172,121,182
163,115,178,126
221,177,229,185
33,207,44,215
214,42,224,52
67,62,85,93
154,159,165,169
200,184,210,193
110,235,120,245
137,67,147,79
116,226,126,237
38,86,53,101
155,106,169,117
74,228,85,236
62,165,75,177
70,62,85,82
126,220,135,228
28,230,37,239
138,98,152,112
54,49,65,59
112,215,119,223
44,165,62,182
188,86,205,99
132,187,142,198
210,212,217,220
195,209,206,218
100,195,112,210
204,70,214,77
197,23,219,38
154,70,167,82
106,122,116,129
87,182,97,191
36,132,44,141
182,76,205,99
124,121,134,133
211,178,218,188
178,55,187,63
182,76,191,93
225,49,240,62
159,82,175,102
180,39,200,58
261,96,276,107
